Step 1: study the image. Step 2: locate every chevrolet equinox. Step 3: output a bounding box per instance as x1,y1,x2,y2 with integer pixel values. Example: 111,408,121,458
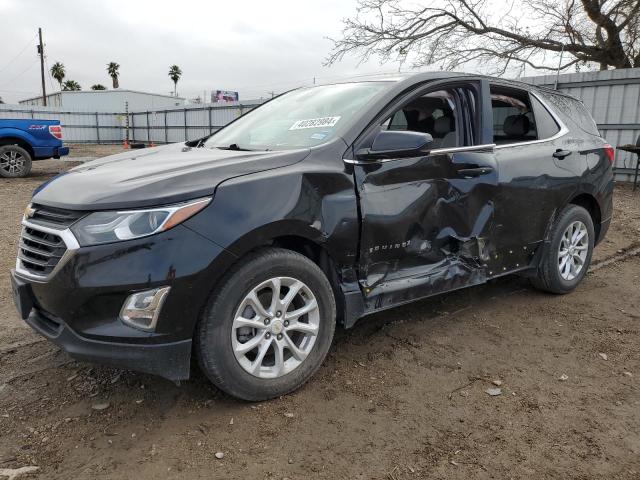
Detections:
11,73,614,400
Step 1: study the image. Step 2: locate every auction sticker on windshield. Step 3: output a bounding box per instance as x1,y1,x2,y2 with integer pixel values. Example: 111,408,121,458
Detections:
289,116,341,130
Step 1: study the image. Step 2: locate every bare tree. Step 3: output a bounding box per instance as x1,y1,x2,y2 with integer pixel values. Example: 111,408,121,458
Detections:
327,0,640,74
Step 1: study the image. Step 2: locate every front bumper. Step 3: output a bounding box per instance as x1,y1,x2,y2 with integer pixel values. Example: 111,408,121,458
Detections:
25,305,192,381
11,221,236,381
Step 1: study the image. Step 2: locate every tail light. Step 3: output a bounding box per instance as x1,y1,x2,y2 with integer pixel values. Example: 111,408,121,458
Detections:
603,143,615,164
48,125,62,140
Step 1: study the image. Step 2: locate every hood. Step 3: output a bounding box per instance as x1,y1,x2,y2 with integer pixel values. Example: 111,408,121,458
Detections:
32,143,310,210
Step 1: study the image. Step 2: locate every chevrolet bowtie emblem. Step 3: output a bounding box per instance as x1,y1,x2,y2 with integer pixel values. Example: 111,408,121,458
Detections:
24,204,36,219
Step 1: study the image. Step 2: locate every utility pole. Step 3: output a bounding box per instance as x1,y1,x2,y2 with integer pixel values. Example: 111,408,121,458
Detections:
267,91,276,98
37,27,47,106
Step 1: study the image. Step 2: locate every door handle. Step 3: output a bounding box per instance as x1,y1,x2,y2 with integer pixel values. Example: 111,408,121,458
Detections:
456,166,494,177
553,149,572,160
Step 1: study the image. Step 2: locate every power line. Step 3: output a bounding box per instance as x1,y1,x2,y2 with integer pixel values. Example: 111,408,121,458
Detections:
0,60,39,88
0,34,38,76
0,88,41,94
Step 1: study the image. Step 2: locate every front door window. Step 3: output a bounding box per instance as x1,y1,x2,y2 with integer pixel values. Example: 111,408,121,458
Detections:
382,90,459,149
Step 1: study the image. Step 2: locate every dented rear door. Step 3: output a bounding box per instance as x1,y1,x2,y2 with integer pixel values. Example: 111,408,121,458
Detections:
354,145,497,311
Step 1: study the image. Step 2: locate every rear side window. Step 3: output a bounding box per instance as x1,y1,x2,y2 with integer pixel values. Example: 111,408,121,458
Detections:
538,91,600,137
531,96,561,139
490,86,537,144
571,100,600,135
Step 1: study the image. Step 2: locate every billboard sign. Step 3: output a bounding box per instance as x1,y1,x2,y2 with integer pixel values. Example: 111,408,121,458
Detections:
212,90,239,103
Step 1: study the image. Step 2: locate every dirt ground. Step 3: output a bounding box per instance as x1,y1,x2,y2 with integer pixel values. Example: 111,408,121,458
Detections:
0,159,639,480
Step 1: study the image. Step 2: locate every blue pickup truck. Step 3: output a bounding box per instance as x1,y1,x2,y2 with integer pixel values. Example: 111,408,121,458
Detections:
0,119,69,177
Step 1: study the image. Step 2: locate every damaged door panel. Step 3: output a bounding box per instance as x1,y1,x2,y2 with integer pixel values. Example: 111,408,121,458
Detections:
355,148,498,311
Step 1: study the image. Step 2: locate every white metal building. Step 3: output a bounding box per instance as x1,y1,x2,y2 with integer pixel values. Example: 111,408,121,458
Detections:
19,89,186,112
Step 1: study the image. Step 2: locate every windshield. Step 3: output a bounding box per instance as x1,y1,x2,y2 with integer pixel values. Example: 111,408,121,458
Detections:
204,82,389,151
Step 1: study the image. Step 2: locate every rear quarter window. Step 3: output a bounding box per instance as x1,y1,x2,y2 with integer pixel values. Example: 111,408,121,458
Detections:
536,90,600,137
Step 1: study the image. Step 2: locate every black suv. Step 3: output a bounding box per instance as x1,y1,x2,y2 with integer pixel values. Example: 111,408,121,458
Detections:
11,73,613,401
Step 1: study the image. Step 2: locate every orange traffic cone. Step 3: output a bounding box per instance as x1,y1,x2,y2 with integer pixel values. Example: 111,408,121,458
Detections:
123,138,129,149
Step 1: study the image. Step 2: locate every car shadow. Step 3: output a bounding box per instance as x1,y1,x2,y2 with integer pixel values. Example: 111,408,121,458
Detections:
12,273,537,414
121,274,535,401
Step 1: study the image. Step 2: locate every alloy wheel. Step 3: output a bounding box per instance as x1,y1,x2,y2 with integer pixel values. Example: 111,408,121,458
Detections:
0,149,26,176
231,276,320,378
558,220,589,281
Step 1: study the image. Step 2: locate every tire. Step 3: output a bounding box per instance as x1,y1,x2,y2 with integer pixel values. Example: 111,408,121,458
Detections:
196,247,336,401
0,145,32,178
531,204,594,294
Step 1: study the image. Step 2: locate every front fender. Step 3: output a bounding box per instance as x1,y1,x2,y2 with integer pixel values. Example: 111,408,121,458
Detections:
184,159,359,267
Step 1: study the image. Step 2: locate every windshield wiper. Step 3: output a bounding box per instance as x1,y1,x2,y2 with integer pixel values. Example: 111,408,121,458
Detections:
215,143,255,151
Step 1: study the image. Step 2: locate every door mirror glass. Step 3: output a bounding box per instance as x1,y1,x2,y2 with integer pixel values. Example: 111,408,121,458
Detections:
357,130,433,160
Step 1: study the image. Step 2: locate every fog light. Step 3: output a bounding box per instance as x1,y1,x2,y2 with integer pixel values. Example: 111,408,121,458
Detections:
119,287,170,331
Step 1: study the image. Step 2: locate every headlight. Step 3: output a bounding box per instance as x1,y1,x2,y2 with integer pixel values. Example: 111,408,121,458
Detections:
71,197,211,246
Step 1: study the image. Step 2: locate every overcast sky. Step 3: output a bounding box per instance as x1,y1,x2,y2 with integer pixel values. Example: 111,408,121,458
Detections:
0,0,416,104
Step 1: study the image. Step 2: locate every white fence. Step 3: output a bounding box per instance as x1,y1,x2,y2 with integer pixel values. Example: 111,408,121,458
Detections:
0,101,263,145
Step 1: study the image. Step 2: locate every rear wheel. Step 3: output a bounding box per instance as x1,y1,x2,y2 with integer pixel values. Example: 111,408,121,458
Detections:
196,248,336,401
531,204,594,294
0,145,32,178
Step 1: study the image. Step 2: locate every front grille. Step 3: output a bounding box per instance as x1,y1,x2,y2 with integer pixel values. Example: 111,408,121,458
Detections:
18,226,68,276
29,203,86,228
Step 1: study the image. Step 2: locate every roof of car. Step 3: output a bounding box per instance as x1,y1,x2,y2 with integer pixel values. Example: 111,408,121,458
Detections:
317,71,575,99
318,71,464,86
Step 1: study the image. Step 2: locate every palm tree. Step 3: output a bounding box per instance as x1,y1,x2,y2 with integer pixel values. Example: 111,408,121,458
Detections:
91,84,107,90
50,62,66,90
62,80,81,91
168,65,182,96
107,62,120,89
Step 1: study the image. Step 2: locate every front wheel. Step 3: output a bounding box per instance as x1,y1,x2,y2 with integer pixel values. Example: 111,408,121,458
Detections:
0,145,32,178
196,248,336,401
531,204,594,294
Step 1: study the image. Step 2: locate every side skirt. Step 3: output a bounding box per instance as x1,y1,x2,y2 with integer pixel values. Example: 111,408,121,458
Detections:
342,242,542,329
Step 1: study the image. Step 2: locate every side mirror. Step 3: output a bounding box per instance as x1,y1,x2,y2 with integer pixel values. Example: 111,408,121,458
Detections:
356,130,433,160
